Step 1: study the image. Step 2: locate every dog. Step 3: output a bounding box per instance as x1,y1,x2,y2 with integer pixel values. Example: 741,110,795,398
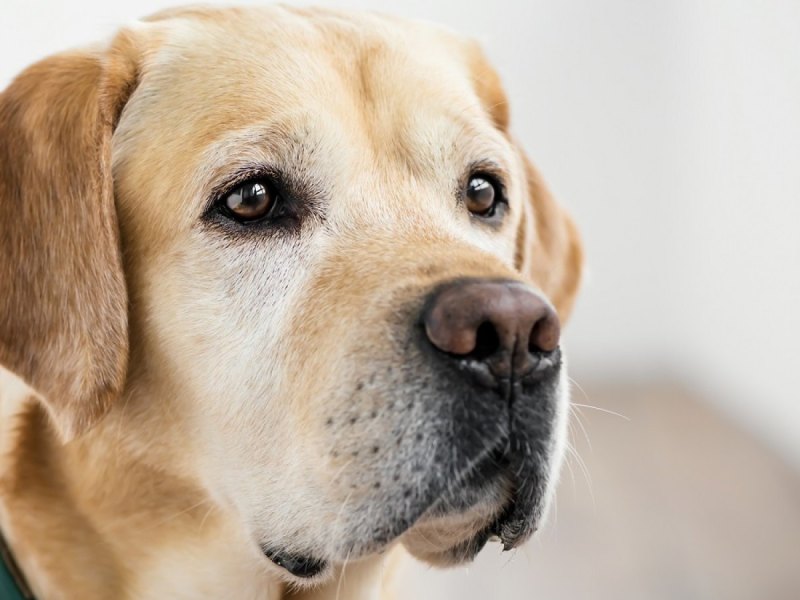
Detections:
0,5,583,599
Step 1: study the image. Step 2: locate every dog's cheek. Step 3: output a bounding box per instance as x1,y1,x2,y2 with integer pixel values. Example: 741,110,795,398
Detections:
131,232,318,496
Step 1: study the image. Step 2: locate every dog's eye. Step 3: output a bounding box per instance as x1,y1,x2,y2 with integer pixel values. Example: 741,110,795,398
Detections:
466,176,501,217
220,179,279,222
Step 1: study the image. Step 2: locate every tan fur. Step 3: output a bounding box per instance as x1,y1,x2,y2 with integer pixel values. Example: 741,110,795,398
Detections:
0,6,582,599
519,154,584,321
0,45,134,441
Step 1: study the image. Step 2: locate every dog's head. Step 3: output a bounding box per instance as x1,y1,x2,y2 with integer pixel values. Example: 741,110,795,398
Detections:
0,5,582,583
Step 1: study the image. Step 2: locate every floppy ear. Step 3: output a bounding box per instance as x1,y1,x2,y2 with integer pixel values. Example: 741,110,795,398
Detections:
0,35,140,441
514,152,584,322
465,41,583,321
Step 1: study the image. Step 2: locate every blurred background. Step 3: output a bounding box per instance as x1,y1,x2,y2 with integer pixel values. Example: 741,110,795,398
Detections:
3,1,799,598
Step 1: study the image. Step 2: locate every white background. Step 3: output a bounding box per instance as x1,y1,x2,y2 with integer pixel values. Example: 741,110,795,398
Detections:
2,0,799,469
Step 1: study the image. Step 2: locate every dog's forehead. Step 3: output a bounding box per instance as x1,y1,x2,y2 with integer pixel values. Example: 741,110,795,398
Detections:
113,6,505,236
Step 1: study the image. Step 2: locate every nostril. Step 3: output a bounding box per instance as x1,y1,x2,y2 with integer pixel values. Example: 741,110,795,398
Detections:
529,313,560,354
470,321,500,361
423,278,561,371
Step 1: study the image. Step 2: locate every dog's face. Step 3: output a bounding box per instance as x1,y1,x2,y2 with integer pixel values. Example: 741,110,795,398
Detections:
0,5,582,584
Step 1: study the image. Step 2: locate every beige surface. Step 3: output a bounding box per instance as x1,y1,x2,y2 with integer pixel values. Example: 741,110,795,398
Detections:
393,383,800,600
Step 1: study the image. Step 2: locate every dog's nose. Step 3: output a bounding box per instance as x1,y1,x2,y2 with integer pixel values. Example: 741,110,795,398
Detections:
423,279,560,380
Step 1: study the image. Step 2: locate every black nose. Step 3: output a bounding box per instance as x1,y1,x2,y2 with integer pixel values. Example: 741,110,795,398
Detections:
422,279,561,381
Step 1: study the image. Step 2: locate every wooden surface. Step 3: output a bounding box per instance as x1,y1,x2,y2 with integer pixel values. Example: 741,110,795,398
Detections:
393,382,800,600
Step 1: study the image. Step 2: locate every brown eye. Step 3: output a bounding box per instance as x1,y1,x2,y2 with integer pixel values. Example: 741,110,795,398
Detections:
222,179,277,222
466,176,499,217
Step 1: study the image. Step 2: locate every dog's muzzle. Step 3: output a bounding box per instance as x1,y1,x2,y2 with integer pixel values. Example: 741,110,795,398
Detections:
262,277,565,576
412,278,564,550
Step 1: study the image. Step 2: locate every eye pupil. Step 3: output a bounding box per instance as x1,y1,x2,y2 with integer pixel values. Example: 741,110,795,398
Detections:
223,179,275,221
466,176,498,216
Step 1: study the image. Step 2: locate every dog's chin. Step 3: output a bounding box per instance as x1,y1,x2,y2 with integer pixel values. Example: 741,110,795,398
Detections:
398,435,554,566
257,477,546,583
256,404,560,580
400,473,546,567
400,499,504,566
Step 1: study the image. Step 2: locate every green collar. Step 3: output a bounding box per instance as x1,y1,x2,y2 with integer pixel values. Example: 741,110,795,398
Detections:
0,530,34,600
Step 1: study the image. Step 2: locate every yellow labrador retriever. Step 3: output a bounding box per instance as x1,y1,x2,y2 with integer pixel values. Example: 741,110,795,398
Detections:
0,5,582,599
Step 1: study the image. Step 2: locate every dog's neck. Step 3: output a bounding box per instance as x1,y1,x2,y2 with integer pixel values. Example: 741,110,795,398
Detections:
0,382,392,600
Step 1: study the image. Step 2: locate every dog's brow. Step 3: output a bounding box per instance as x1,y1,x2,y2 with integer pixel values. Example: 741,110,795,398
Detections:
198,123,325,207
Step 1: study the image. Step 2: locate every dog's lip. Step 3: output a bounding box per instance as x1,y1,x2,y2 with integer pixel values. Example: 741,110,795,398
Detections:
400,484,537,566
416,486,541,563
410,443,532,545
489,488,539,551
260,545,327,579
418,437,545,554
488,445,548,551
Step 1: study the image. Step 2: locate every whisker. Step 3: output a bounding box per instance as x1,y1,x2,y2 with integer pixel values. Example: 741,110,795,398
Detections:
198,503,216,532
565,444,595,510
572,403,631,422
500,546,518,570
568,376,591,404
569,405,594,452
551,488,559,531
335,549,352,600
561,428,578,490
330,456,357,485
332,489,356,542
153,498,212,529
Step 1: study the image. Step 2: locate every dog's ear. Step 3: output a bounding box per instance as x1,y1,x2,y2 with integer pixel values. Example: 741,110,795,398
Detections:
465,41,583,321
513,154,583,322
0,34,141,441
